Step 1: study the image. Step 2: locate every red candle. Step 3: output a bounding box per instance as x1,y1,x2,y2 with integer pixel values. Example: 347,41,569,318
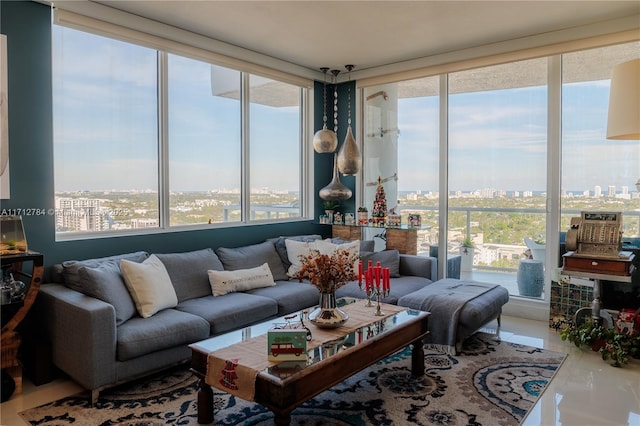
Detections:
366,269,372,291
375,266,381,288
384,268,390,291
358,260,363,284
368,260,373,271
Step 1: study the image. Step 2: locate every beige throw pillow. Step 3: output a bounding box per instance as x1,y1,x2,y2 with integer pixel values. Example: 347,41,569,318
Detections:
208,263,275,296
120,254,178,318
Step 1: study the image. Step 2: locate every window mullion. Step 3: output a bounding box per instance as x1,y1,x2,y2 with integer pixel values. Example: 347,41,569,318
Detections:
158,51,170,229
438,73,449,280
241,73,251,222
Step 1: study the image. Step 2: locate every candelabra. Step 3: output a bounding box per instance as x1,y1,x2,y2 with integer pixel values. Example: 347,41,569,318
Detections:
357,260,391,316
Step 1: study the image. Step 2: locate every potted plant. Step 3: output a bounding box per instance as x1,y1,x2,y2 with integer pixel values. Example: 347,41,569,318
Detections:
459,236,475,272
322,200,340,224
560,319,640,367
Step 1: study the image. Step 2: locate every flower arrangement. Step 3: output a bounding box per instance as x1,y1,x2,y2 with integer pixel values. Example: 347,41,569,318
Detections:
294,248,357,293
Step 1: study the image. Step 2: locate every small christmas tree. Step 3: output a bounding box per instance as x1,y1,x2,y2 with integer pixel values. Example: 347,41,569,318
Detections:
371,176,387,225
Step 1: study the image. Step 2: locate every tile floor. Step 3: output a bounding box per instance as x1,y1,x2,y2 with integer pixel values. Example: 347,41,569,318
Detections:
1,315,639,426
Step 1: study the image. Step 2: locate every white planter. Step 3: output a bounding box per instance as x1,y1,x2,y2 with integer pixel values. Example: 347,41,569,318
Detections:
459,247,474,272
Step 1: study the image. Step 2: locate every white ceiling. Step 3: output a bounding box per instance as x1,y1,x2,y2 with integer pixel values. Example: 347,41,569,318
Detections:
89,1,639,75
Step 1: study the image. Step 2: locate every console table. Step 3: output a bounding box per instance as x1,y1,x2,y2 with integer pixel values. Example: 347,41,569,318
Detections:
1,251,43,399
561,251,634,326
330,224,421,255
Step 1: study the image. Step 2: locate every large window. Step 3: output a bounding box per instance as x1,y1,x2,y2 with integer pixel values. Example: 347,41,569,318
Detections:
362,78,440,252
361,41,639,301
53,25,308,237
561,42,640,236
448,58,548,298
167,58,241,226
53,27,159,232
249,76,302,220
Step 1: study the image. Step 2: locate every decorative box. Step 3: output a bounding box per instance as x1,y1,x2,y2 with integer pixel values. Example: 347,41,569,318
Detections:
267,329,308,362
344,213,355,226
357,209,368,225
408,214,421,228
387,214,401,227
615,308,640,336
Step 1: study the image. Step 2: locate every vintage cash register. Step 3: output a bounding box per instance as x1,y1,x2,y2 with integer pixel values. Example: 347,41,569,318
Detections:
563,211,634,276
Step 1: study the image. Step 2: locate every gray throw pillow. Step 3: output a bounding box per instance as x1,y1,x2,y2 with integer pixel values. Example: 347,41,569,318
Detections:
332,238,375,253
77,261,137,325
155,248,224,302
216,241,288,281
62,251,149,293
360,250,401,277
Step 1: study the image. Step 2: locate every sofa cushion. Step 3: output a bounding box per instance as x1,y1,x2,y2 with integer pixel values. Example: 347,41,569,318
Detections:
245,280,320,314
62,251,148,293
120,254,178,318
155,248,224,303
387,275,433,299
216,241,288,281
77,261,137,326
208,263,275,296
176,293,278,335
360,250,401,278
116,309,210,361
269,234,322,271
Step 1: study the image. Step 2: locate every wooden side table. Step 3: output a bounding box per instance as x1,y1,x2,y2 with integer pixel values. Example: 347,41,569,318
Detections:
1,251,43,400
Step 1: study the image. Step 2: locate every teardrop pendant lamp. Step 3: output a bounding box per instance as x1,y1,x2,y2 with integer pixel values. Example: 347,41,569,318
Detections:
319,153,352,200
337,65,361,176
312,67,338,153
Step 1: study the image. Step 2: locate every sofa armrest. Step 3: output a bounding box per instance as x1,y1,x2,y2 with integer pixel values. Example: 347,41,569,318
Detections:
399,255,437,281
37,283,117,391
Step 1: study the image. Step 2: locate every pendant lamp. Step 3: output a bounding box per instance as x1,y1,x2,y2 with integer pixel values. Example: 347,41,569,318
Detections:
312,67,338,153
606,59,640,190
337,65,361,175
319,153,352,200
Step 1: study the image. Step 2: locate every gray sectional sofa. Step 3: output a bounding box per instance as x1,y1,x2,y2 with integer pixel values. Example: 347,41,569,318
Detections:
35,235,438,402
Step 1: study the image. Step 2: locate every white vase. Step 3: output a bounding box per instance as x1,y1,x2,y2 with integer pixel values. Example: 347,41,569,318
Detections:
459,247,474,272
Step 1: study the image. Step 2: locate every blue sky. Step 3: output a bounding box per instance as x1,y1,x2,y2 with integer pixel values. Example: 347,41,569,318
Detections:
397,81,640,194
53,25,639,195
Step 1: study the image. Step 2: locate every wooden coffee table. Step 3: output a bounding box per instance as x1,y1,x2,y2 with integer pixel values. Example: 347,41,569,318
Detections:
190,303,429,425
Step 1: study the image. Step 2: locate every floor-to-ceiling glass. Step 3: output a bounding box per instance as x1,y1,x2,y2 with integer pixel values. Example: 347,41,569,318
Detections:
448,58,548,298
362,78,439,252
560,41,640,311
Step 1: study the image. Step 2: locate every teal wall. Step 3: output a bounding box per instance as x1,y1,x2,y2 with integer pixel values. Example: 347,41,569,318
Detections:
313,80,357,220
1,1,357,270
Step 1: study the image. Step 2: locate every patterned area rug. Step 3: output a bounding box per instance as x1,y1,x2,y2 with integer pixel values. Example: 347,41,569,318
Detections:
20,333,566,426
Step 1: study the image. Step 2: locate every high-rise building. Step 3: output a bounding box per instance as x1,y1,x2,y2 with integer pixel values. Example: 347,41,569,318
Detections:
594,185,602,197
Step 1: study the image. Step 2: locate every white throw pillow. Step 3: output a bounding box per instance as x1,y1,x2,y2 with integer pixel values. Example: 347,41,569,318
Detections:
208,263,275,296
315,239,360,258
285,239,319,277
314,239,360,271
120,254,178,318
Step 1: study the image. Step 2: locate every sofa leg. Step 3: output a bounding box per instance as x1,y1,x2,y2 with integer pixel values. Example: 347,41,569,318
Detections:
90,389,100,406
495,314,502,342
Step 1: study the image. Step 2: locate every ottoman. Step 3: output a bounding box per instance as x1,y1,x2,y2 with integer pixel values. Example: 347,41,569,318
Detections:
398,278,509,353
